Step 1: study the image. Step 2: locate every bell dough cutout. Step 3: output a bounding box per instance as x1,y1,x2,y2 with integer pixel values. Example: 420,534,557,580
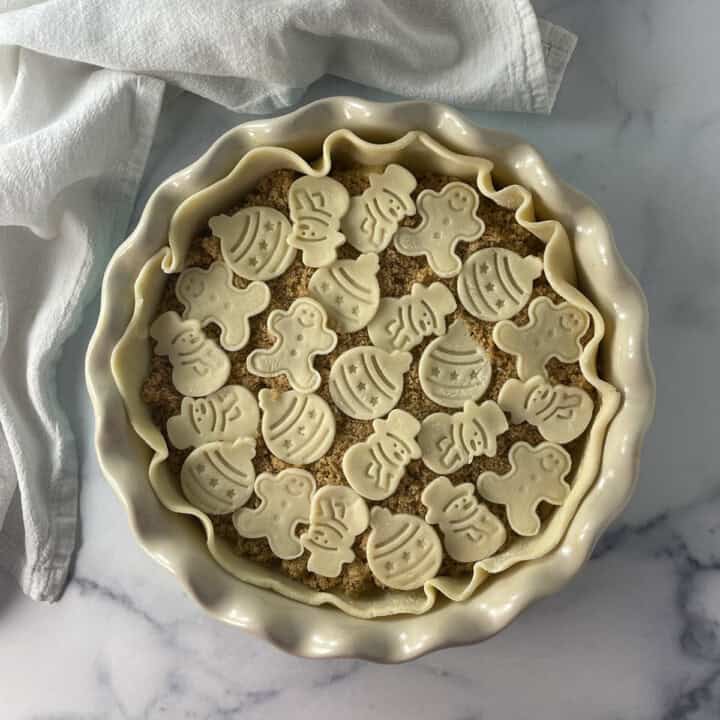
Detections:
247,298,337,393
258,389,335,465
308,253,381,333
458,248,542,322
418,399,508,475
175,260,271,350
367,282,456,352
180,437,256,515
300,486,369,577
342,164,417,253
366,508,442,591
394,182,485,278
287,175,350,267
329,346,412,420
421,476,506,562
233,470,315,559
167,385,259,450
343,409,422,501
478,441,572,536
493,297,590,380
419,319,492,408
498,376,594,444
210,206,296,281
150,311,230,397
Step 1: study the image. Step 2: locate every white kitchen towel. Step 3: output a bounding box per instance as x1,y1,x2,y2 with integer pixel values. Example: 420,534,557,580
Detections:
0,0,576,601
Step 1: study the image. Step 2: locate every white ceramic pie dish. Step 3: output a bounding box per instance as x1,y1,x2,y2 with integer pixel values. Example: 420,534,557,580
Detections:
86,97,655,661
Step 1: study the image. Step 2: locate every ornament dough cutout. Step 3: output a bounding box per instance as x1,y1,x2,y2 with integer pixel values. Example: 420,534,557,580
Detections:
343,409,422,501
233,469,316,559
167,385,259,450
394,182,485,278
150,311,230,397
175,260,270,350
247,298,337,393
300,486,369,577
478,441,572,536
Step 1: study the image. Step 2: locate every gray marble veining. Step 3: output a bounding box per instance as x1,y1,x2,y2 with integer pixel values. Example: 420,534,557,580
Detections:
2,1,720,717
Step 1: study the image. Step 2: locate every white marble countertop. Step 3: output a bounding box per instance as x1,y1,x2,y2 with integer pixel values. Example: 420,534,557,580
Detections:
3,2,720,717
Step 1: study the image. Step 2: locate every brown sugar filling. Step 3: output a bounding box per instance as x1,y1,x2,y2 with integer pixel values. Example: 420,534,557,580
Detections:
141,166,598,598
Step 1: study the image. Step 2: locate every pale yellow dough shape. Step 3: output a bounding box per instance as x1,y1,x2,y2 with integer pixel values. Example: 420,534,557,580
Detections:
457,247,543,322
180,437,256,515
258,389,335,465
498,376,594,444
367,281,457,352
247,298,337,393
300,486,370,577
421,476,506,562
150,311,230,397
341,164,417,253
210,206,296,281
167,385,259,450
287,175,350,267
366,508,443,591
394,182,485,278
308,253,380,333
329,346,413,420
342,409,421,501
175,260,270,351
233,469,316,559
478,441,572,536
418,399,508,475
418,318,492,409
493,296,590,380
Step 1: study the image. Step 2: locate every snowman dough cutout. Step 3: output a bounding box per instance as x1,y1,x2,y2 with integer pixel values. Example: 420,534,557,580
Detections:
329,346,413,421
180,437,256,515
287,175,350,267
367,282,457,353
258,389,335,465
175,260,271,351
342,409,422,501
418,319,492,408
394,182,485,278
342,164,417,253
150,311,230,397
167,385,259,450
458,248,543,322
300,486,370,577
421,476,506,562
247,298,337,393
498,376,594,444
366,508,442,590
233,469,316,559
210,206,296,281
478,441,572,536
308,253,381,333
493,297,590,380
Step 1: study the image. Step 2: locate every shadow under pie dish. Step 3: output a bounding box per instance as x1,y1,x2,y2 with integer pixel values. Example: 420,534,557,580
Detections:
111,127,621,618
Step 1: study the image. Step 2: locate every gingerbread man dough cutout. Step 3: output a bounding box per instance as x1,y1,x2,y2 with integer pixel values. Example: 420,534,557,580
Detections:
166,385,259,450
150,311,230,397
247,298,337,393
233,469,316,559
367,282,457,352
421,476,506,562
498,376,594,444
493,297,590,380
175,261,271,351
477,441,572,536
300,486,370,577
287,175,350,267
342,164,417,253
394,182,485,278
